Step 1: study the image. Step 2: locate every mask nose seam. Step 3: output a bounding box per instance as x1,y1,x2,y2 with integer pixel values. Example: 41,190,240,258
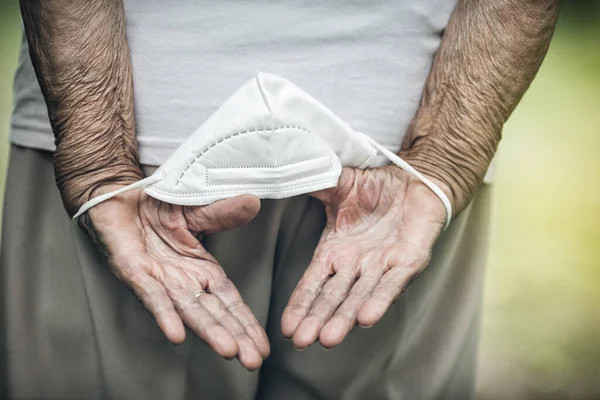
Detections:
255,70,273,116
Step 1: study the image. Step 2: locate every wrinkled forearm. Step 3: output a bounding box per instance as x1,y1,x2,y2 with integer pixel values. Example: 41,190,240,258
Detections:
400,0,559,213
20,0,142,217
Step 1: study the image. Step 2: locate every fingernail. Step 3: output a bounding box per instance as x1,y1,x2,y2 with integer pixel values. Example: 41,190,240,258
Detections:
359,324,373,329
294,346,307,352
320,345,332,352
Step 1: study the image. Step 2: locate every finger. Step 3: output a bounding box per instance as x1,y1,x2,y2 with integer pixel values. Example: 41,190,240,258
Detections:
357,266,415,328
127,272,186,344
196,292,264,371
210,278,270,359
292,267,357,349
169,287,239,360
281,255,332,338
183,194,261,234
320,269,383,348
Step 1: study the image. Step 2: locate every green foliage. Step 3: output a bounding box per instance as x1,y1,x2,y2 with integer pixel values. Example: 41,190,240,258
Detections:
477,12,600,400
0,0,21,229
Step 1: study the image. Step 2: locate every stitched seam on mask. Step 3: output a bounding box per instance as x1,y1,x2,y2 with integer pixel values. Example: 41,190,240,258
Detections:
153,177,338,196
204,168,334,187
148,176,339,197
204,155,332,187
204,155,329,170
176,125,315,185
358,147,377,169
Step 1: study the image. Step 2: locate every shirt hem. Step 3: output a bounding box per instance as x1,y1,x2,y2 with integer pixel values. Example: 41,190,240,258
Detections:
9,131,496,182
10,131,181,167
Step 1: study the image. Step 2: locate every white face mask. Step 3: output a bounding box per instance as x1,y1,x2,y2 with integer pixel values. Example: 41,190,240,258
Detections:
74,72,452,229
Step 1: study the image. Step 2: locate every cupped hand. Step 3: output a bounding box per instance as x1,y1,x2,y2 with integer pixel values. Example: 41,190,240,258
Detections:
83,187,269,370
281,167,450,349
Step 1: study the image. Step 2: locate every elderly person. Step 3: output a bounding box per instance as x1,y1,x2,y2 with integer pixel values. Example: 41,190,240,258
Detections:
1,0,557,399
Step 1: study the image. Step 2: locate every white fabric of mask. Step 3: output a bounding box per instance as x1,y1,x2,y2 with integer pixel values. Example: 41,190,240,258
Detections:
73,72,452,229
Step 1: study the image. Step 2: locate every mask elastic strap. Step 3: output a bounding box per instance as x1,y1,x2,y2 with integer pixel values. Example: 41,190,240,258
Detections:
72,171,167,220
71,139,452,229
358,133,452,230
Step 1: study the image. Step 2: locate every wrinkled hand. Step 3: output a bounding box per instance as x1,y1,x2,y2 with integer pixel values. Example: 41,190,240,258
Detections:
84,188,269,370
281,167,450,349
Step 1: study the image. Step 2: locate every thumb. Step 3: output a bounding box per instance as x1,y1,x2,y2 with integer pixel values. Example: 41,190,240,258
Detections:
183,194,261,235
309,168,354,204
308,187,336,204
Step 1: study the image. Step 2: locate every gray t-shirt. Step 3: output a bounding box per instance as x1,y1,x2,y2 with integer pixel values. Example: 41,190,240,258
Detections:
10,0,457,167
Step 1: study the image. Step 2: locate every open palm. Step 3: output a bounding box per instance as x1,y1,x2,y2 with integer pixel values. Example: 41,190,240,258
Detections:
281,167,449,349
84,187,269,370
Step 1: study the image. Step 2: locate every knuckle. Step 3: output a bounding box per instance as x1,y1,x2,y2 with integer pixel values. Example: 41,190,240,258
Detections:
335,306,357,321
285,303,307,313
173,296,199,313
228,299,247,313
232,329,249,340
119,266,147,286
135,288,160,303
408,256,429,275
152,302,176,315
350,287,372,301
374,282,399,301
359,269,381,281
320,287,346,304
197,322,217,339
297,281,323,297
221,297,247,316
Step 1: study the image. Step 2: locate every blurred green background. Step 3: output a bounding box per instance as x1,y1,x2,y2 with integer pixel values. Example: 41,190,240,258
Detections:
1,1,599,399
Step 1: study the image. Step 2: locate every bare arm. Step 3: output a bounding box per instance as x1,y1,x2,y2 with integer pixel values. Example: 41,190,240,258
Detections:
401,0,560,212
282,0,560,349
19,0,269,369
20,0,142,217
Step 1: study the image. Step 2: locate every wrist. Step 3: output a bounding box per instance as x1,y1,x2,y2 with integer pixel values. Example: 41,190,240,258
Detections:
55,163,143,217
384,165,450,233
399,127,497,214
